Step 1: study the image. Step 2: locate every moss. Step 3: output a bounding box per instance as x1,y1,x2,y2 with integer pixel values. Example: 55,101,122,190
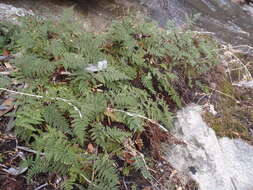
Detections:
204,76,253,143
205,108,252,141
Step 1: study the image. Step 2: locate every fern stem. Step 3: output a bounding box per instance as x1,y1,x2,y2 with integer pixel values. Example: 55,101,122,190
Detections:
17,145,45,156
34,183,48,190
107,108,169,133
79,173,99,188
0,87,171,132
0,88,83,119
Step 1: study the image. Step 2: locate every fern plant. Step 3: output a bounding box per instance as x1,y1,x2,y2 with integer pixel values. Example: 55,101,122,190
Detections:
14,98,44,142
90,154,119,190
0,8,220,190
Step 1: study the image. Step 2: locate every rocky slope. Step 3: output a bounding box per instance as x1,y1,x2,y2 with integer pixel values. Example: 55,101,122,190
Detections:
0,1,253,190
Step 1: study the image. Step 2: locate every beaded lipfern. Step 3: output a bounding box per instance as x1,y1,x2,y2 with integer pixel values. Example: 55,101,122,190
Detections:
0,7,219,189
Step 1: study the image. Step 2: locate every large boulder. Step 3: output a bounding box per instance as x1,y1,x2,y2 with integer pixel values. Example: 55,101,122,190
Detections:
164,105,253,190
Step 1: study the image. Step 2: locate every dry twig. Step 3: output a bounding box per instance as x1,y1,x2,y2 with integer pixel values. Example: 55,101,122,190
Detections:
0,88,83,119
107,108,169,133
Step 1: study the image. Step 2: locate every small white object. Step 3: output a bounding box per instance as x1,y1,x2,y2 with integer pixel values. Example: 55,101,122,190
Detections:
3,166,28,175
85,60,108,73
209,104,217,116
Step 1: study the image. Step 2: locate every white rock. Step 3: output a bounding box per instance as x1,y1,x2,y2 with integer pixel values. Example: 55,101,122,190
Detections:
164,105,253,190
2,166,28,176
85,60,108,73
0,3,34,23
242,4,253,17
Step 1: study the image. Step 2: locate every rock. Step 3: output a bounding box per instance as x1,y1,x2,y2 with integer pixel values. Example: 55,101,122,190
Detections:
85,60,108,73
0,3,34,23
164,105,253,190
137,0,253,46
232,0,247,4
242,4,253,17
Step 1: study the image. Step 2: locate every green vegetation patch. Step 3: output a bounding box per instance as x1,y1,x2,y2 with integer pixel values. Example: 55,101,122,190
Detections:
0,9,219,189
204,79,253,142
0,22,18,54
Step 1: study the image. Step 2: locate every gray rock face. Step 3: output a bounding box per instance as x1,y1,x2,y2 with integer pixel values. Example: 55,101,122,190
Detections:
137,0,253,46
0,3,33,23
165,105,253,190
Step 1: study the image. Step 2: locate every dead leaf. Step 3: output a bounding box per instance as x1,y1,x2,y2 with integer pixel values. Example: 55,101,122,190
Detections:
232,131,240,137
87,143,94,153
104,109,119,122
122,151,135,164
135,134,144,151
142,186,152,190
3,49,10,56
0,98,14,117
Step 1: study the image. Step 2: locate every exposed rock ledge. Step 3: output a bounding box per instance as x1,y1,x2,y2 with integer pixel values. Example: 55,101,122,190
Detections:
164,105,253,190
0,3,34,23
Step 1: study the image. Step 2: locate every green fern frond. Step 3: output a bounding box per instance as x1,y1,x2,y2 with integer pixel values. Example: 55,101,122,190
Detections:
0,75,11,88
24,157,52,183
92,154,119,190
108,18,136,50
43,104,71,134
133,155,152,180
62,52,87,70
47,39,67,57
70,94,107,145
78,33,105,63
122,114,144,132
15,55,55,78
90,123,112,151
107,87,139,108
71,112,89,145
91,123,130,152
141,73,156,94
33,128,77,163
93,66,130,84
14,99,44,141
